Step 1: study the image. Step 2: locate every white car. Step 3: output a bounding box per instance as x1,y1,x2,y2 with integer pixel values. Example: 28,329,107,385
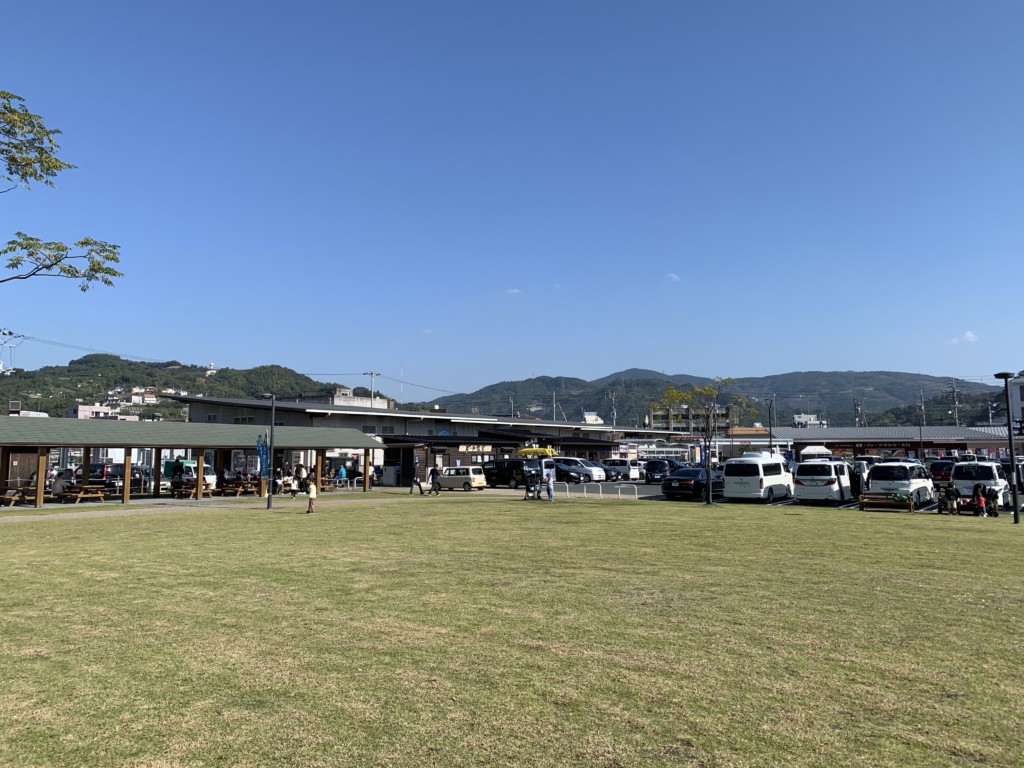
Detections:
950,461,1010,509
603,458,640,481
438,466,487,491
793,460,854,504
868,461,934,506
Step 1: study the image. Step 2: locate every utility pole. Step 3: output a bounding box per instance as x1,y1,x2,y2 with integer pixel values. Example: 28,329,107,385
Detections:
946,379,961,427
362,371,380,405
920,390,927,427
608,390,618,428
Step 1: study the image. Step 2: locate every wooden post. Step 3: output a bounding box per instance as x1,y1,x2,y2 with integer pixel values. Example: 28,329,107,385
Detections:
34,448,48,508
121,447,131,504
153,448,163,497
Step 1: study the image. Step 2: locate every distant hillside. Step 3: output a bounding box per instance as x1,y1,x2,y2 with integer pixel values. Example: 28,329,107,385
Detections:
0,356,1000,428
426,369,998,428
0,355,342,418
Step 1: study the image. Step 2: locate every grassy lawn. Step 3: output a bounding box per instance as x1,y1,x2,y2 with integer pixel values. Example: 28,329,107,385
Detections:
2,491,1022,767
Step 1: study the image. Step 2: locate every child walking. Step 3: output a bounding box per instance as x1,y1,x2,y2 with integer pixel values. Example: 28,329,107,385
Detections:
306,481,317,514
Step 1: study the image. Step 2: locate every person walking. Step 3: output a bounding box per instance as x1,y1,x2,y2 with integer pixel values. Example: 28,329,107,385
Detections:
306,481,317,513
941,482,961,515
427,465,441,496
296,463,308,493
410,467,424,495
545,469,555,502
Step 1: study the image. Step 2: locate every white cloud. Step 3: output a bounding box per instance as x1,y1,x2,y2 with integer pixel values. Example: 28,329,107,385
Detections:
421,328,433,335
665,272,680,282
506,288,521,295
948,331,979,345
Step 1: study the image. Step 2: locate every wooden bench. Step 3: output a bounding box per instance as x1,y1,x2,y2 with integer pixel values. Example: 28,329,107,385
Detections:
859,491,915,513
218,480,259,497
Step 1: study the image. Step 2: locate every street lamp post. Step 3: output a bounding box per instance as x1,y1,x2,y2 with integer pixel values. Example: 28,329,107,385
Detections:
263,393,276,510
766,399,774,455
994,373,1019,525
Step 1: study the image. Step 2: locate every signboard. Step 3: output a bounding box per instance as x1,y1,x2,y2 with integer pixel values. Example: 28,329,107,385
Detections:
256,433,270,478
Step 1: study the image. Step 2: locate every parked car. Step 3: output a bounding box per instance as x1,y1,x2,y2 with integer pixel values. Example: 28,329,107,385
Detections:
661,467,723,500
482,459,541,489
868,461,934,506
551,457,606,482
552,463,583,484
950,461,1010,510
722,452,794,503
438,466,487,491
929,460,956,487
603,458,641,481
592,462,621,481
643,459,675,484
793,460,854,504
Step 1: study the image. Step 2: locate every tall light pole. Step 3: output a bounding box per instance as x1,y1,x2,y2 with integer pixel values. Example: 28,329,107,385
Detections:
263,393,276,510
766,399,774,455
995,373,1019,524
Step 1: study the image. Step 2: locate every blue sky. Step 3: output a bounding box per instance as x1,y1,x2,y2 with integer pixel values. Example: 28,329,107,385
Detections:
2,0,1021,400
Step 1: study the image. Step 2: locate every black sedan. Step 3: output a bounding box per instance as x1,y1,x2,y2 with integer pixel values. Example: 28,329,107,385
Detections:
661,467,724,500
552,463,583,484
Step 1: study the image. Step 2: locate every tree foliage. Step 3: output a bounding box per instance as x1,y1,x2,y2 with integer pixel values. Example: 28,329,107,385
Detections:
1,89,122,290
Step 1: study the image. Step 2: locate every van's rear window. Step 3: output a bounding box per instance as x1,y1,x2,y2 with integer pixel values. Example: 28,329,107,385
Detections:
725,464,759,477
797,464,832,477
871,466,909,481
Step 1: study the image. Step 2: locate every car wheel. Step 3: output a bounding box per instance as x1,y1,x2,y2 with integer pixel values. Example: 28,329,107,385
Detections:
462,482,472,492
584,474,592,482
508,478,518,489
765,488,775,504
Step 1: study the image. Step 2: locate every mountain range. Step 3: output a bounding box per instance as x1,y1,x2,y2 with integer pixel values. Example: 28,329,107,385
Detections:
426,368,998,428
0,356,999,428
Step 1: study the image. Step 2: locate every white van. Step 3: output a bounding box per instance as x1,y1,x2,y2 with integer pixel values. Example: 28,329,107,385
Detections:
439,466,487,491
552,457,606,482
794,460,853,504
723,452,794,503
868,461,934,505
603,458,640,481
950,461,1010,509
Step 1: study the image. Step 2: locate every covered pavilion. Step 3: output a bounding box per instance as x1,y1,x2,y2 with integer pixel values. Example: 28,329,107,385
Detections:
0,416,382,508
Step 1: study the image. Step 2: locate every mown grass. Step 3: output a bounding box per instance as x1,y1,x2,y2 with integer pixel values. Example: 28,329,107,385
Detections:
1,491,1022,767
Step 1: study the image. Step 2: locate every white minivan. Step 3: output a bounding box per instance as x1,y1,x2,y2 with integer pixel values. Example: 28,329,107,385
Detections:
950,461,1010,509
723,452,794,503
439,466,487,491
868,461,934,505
793,460,853,504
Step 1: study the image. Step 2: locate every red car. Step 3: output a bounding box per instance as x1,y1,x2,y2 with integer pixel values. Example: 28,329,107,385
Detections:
930,460,955,485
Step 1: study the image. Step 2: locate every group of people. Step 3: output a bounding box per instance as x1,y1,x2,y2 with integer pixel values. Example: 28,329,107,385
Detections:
409,465,442,495
938,482,999,517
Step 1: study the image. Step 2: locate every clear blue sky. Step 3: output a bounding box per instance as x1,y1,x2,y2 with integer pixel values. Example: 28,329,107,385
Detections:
3,0,1021,400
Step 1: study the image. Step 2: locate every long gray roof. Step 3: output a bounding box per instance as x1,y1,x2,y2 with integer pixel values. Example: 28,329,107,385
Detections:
0,416,382,450
772,426,1010,442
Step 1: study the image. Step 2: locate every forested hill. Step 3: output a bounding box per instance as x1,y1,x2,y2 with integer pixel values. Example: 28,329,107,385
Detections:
424,369,998,428
0,355,341,418
0,356,999,427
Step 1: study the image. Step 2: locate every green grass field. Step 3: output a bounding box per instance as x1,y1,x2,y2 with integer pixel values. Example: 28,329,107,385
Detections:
2,491,1022,767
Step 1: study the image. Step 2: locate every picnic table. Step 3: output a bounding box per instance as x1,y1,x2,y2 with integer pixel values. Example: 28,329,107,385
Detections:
171,481,214,499
3,486,39,506
218,479,260,496
56,484,109,504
